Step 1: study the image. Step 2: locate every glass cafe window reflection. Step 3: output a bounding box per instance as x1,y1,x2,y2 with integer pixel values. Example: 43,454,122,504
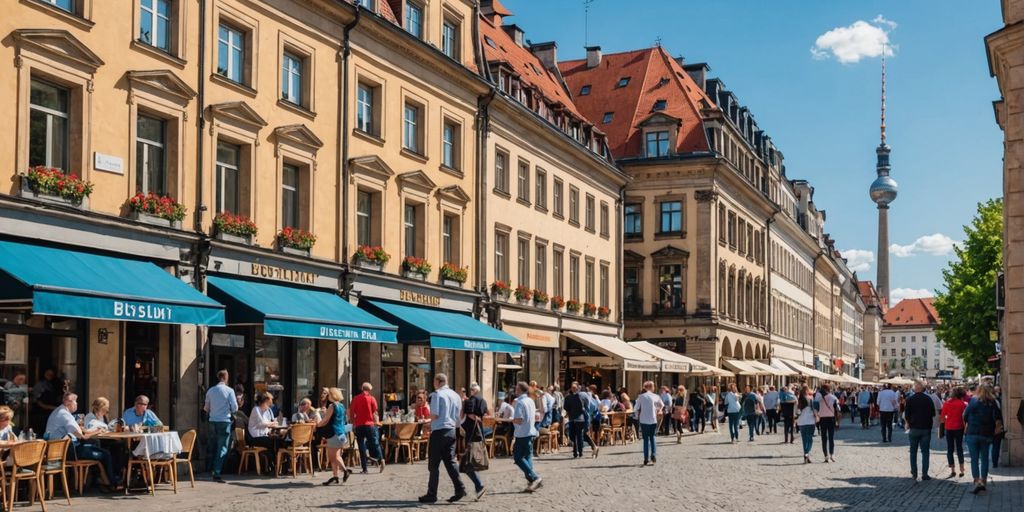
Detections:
381,344,405,410
294,339,316,406
407,346,430,409
254,336,283,403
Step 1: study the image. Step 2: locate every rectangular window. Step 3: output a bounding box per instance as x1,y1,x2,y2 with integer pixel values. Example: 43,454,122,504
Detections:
552,248,563,296
585,194,595,231
45,0,74,13
442,214,454,264
139,0,172,51
281,52,303,105
645,130,670,157
922,348,927,357
403,103,420,153
911,348,916,356
405,2,423,39
404,203,419,258
356,83,375,135
738,219,746,254
569,186,579,224
585,260,595,304
215,141,240,214
600,264,609,308
356,190,372,247
517,238,530,287
553,178,564,217
535,169,547,209
517,161,530,202
727,211,736,247
354,0,374,8
569,255,580,300
658,264,683,311
442,20,459,59
494,151,508,193
442,120,459,169
135,114,166,195
281,163,299,228
624,267,640,315
659,201,682,234
217,23,245,83
600,202,609,236
535,243,546,291
29,79,69,170
624,203,642,238
494,232,509,282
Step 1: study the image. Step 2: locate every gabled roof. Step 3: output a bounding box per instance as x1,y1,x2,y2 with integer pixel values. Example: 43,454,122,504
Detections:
479,13,584,120
559,46,713,158
884,298,940,327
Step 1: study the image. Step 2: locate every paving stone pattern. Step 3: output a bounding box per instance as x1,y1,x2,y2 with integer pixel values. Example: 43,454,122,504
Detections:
57,419,1022,512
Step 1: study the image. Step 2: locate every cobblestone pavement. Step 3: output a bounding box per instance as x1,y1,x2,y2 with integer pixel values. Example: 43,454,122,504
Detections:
48,419,1023,512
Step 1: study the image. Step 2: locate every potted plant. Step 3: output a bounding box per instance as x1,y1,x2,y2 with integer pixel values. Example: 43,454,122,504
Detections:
583,302,597,317
532,289,549,307
490,280,512,301
213,212,257,244
20,166,94,207
353,245,390,271
514,285,533,305
565,299,582,315
550,295,566,312
401,256,432,280
598,306,611,320
126,192,186,228
276,227,316,257
439,263,468,288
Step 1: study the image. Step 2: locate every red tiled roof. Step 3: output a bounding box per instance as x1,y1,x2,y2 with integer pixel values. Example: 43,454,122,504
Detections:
490,0,513,16
479,16,584,119
381,0,400,24
559,46,712,158
883,298,940,326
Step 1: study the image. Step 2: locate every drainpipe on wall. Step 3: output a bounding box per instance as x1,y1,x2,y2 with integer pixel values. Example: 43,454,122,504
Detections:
475,88,496,320
616,183,625,338
765,210,778,361
812,250,824,368
193,0,209,408
339,6,361,275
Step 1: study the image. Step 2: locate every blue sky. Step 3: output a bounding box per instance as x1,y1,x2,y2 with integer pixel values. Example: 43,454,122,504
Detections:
502,0,1004,303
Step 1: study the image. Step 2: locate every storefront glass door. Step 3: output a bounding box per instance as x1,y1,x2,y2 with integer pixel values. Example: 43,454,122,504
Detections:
125,323,159,415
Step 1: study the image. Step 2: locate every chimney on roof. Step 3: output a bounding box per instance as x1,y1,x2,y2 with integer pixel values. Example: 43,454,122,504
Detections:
682,62,710,90
530,41,558,73
586,46,602,68
503,24,525,47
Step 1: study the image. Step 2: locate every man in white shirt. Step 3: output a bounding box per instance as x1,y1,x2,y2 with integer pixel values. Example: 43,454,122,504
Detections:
877,385,900,442
634,381,665,465
512,381,542,492
763,386,780,434
45,392,122,490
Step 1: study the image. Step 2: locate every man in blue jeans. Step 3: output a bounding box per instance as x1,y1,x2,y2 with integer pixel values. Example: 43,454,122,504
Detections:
512,381,542,492
634,381,665,465
741,386,759,442
904,381,936,480
204,369,238,482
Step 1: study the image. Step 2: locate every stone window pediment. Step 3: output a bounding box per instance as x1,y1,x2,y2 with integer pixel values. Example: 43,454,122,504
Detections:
651,245,689,261
208,101,267,130
274,124,323,151
349,155,395,185
624,249,645,263
636,112,681,128
127,70,196,105
396,170,438,193
13,29,104,73
436,184,470,207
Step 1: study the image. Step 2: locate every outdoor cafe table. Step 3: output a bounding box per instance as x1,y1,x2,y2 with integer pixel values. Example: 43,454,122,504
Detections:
96,431,182,492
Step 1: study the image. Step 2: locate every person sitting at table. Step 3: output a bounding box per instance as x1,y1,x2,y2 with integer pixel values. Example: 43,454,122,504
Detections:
494,393,515,438
247,393,280,466
414,392,431,421
45,392,122,492
233,386,249,430
84,397,111,431
292,398,322,424
0,406,18,446
122,395,162,428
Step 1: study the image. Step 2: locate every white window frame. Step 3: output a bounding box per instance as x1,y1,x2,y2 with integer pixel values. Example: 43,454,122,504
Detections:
215,142,241,214
218,23,245,83
28,79,70,170
281,163,299,228
136,114,166,194
281,52,303,105
139,0,172,51
356,84,373,133
403,103,419,153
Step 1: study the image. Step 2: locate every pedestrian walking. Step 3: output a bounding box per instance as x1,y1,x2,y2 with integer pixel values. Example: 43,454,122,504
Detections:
563,382,588,458
763,386,780,434
460,382,488,501
724,383,741,442
754,388,767,435
350,382,386,474
780,384,797,444
419,374,467,504
203,369,238,483
877,384,899,442
940,386,968,479
796,386,817,463
634,381,664,465
511,381,542,492
316,387,352,485
904,380,936,481
689,386,707,434
815,384,839,463
741,385,759,442
963,385,1003,493
658,386,673,436
708,386,719,432
857,386,873,429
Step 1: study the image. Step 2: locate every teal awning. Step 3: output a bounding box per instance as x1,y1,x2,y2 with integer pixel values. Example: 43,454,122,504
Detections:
207,276,396,343
362,300,520,353
0,239,225,326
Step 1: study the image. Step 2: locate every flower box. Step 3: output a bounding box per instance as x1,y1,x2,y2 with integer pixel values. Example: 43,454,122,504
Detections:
353,245,390,271
403,270,427,281
280,245,310,257
439,263,468,288
20,175,88,209
354,260,383,272
490,281,512,302
565,300,582,315
275,227,315,257
442,278,463,288
130,210,181,229
401,257,432,280
491,291,509,302
216,231,253,245
213,213,257,245
550,296,565,312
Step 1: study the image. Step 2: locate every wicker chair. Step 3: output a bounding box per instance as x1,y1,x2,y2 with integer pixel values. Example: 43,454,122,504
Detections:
537,422,560,454
385,423,417,464
175,429,197,488
607,413,627,446
411,423,431,461
42,438,72,505
275,423,315,478
235,428,267,475
7,440,46,512
65,450,102,496
126,439,178,495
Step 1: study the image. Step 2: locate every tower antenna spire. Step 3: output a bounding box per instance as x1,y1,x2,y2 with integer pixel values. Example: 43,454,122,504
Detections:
584,0,595,46
880,43,887,145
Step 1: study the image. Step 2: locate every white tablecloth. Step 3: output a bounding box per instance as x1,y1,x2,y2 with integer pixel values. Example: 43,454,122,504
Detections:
132,432,183,459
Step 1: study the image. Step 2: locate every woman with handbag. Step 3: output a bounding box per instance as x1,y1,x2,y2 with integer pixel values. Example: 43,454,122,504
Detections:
672,386,688,443
459,383,489,501
316,387,352,485
963,385,1003,493
796,386,818,464
940,387,968,479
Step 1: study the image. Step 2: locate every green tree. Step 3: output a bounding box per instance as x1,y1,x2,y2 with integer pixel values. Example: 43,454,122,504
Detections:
934,198,1003,376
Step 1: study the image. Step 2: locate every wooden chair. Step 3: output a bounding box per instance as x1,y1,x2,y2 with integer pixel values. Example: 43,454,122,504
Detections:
235,428,267,475
8,440,46,512
275,423,315,478
126,440,178,495
411,423,431,461
65,452,102,496
607,413,627,446
42,438,72,505
385,423,417,464
481,417,497,457
342,432,359,467
175,429,197,488
541,422,560,454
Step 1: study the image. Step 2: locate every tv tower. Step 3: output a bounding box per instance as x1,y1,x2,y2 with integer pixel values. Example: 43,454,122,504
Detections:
869,49,898,305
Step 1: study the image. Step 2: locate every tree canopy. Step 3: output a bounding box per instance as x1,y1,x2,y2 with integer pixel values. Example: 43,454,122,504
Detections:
934,198,1003,377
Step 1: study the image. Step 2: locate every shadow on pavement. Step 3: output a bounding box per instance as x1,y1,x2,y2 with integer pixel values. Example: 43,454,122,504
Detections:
802,474,969,512
325,500,422,509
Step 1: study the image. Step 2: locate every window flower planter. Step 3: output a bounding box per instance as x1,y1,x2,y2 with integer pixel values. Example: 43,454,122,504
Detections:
442,278,463,288
439,263,468,289
401,257,432,281
275,228,315,257
130,210,182,229
490,281,512,302
550,296,565,312
213,213,257,245
279,245,310,257
126,192,186,229
353,245,390,272
403,270,428,281
354,260,383,272
216,231,253,245
565,300,582,315
19,172,90,209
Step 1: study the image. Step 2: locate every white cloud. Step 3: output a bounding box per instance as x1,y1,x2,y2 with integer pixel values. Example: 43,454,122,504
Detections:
840,249,874,273
811,15,896,64
890,287,932,304
890,233,958,258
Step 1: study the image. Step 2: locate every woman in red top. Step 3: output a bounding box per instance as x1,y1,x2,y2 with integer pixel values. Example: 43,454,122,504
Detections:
414,392,430,421
941,387,969,478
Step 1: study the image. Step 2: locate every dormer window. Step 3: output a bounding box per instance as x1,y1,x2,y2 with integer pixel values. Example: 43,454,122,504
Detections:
602,112,613,124
579,85,591,96
652,99,667,111
616,77,631,88
405,2,424,39
645,131,670,157
484,36,498,49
